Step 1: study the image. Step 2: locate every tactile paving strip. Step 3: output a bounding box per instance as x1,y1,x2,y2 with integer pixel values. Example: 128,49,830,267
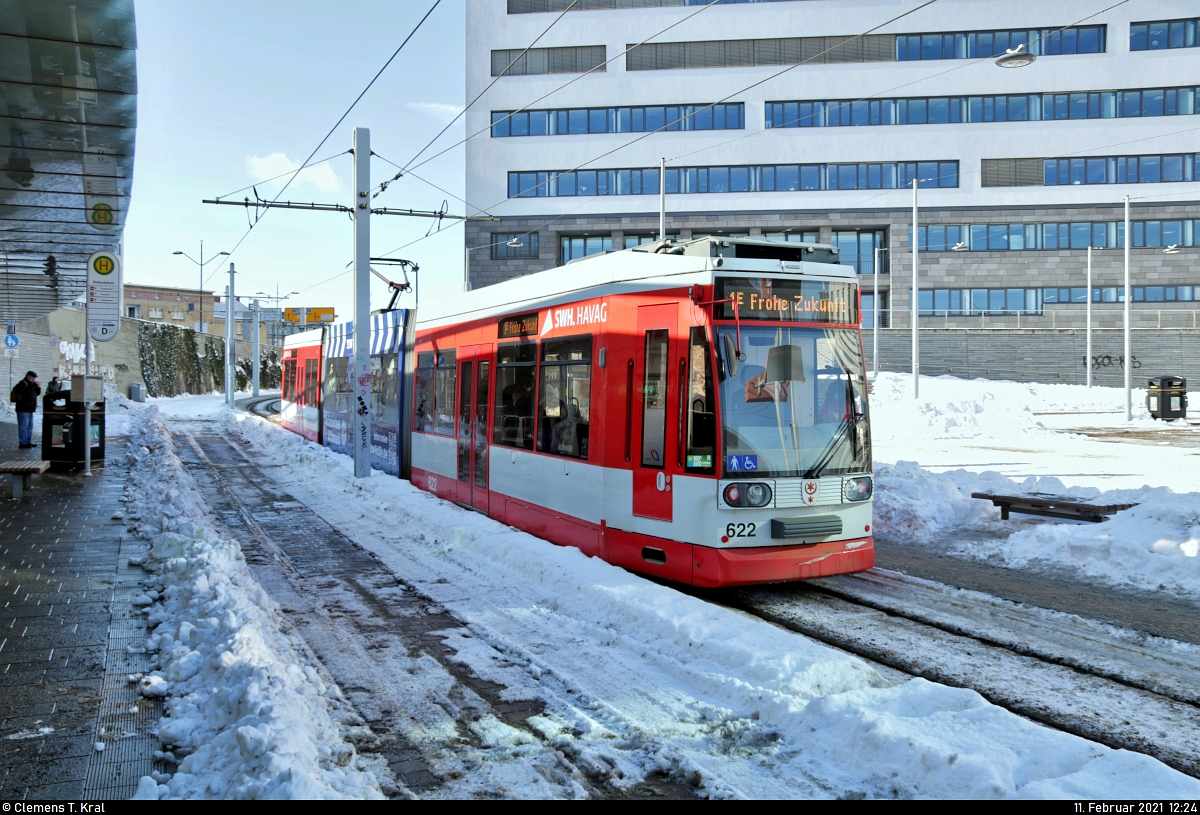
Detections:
81,535,164,799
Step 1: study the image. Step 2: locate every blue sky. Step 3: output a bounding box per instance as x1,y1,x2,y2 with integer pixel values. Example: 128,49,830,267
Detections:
124,0,467,319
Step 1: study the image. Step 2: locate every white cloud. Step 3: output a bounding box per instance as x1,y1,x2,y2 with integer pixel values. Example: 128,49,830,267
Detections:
245,152,342,194
407,102,464,125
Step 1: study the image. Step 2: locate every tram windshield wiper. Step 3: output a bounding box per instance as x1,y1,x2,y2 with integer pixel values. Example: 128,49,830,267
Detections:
802,414,853,480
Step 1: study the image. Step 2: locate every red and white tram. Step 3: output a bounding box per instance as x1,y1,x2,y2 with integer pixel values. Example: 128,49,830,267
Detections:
411,237,874,587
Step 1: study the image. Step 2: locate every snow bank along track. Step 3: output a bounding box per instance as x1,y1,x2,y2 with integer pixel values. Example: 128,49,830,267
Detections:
238,396,282,422
171,420,694,799
724,570,1200,778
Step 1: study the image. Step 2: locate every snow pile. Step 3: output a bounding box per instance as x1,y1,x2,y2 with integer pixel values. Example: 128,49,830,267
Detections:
123,408,383,800
228,411,1200,799
869,372,1152,443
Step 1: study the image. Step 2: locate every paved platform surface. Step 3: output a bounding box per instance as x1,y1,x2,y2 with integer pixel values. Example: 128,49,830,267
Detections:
0,424,157,800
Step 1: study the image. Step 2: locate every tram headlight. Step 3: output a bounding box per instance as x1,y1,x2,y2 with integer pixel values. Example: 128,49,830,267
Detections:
723,483,772,508
844,477,873,502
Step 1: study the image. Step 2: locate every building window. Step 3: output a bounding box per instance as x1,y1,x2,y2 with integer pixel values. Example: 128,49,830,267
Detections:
129,291,137,298
981,154,1200,187
494,342,536,450
491,103,744,137
491,233,539,259
914,219,1199,251
154,293,160,299
862,292,890,328
413,350,456,436
509,0,799,12
560,236,612,264
910,288,1044,316
148,308,163,318
829,230,888,274
512,161,958,198
625,26,1103,71
624,233,678,248
763,231,819,243
1131,18,1198,51
895,26,1105,60
170,310,185,320
492,45,605,76
537,336,591,459
764,86,1198,129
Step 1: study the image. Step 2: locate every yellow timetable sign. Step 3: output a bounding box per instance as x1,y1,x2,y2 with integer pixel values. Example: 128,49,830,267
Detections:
283,307,336,323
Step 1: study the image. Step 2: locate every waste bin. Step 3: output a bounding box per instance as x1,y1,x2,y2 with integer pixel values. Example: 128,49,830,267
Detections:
130,382,145,403
1147,376,1187,420
41,393,106,471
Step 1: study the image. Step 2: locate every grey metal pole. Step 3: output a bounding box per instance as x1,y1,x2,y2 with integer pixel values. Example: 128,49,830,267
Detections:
198,241,203,334
1086,246,1093,388
911,178,919,400
227,262,236,405
251,299,260,397
873,246,880,378
351,127,372,478
1124,195,1131,421
659,158,666,241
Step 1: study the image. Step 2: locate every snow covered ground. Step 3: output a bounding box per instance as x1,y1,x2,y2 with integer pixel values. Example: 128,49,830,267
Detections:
221,397,1198,798
106,374,1200,799
120,409,383,799
868,373,1200,597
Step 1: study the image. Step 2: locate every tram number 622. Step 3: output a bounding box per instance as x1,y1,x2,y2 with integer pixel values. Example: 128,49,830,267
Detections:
725,523,757,538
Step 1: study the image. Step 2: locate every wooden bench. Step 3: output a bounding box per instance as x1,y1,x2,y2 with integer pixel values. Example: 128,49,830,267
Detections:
971,491,1138,523
0,461,51,500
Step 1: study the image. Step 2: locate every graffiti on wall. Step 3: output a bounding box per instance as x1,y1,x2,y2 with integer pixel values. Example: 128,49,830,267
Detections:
54,337,117,382
1083,354,1142,370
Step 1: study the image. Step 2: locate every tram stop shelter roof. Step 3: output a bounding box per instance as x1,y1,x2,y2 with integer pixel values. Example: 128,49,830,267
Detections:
1,0,136,324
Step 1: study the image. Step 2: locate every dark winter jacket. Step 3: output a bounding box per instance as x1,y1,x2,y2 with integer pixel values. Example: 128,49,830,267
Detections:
9,379,40,412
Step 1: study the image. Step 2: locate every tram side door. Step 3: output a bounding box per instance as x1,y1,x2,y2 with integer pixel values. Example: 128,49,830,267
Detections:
632,304,679,522
456,344,492,513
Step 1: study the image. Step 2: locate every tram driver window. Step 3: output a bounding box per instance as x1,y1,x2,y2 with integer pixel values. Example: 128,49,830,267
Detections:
538,337,592,459
494,342,536,450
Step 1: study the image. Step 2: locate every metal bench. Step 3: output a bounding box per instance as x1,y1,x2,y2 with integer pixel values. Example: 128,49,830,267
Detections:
0,460,51,500
971,491,1138,523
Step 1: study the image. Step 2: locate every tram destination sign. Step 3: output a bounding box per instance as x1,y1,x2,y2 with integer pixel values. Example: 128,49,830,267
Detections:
715,277,856,324
498,311,539,339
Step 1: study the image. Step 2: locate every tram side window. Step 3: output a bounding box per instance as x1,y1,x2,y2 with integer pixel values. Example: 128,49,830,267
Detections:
283,359,296,402
305,359,318,406
326,356,349,415
685,327,716,474
494,341,536,450
414,352,435,432
538,337,592,459
375,354,399,423
433,351,457,436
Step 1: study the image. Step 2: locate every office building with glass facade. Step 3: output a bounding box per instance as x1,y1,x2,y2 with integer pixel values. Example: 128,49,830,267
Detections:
464,0,1200,330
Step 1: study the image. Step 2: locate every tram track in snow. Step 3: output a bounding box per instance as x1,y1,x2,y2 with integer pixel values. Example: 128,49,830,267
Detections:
721,569,1200,779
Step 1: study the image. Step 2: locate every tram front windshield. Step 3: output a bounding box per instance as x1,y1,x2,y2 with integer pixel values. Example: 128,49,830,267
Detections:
717,326,870,479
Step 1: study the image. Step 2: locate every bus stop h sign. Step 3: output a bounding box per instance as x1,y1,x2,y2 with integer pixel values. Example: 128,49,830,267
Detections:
86,250,122,342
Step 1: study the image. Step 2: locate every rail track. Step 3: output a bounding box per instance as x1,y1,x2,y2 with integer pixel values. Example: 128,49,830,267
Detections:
237,395,282,421
722,570,1200,778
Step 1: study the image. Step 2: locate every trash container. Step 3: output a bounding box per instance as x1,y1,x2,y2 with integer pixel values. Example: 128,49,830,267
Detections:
130,383,145,403
1147,376,1187,420
41,393,106,471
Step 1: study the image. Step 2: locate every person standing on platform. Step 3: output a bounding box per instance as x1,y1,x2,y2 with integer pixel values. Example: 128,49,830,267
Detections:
10,370,40,448
47,375,63,394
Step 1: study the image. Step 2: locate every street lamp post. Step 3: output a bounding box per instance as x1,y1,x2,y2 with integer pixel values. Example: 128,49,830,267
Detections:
872,246,888,379
1124,195,1131,422
172,243,229,334
911,178,919,399
1087,245,1093,388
